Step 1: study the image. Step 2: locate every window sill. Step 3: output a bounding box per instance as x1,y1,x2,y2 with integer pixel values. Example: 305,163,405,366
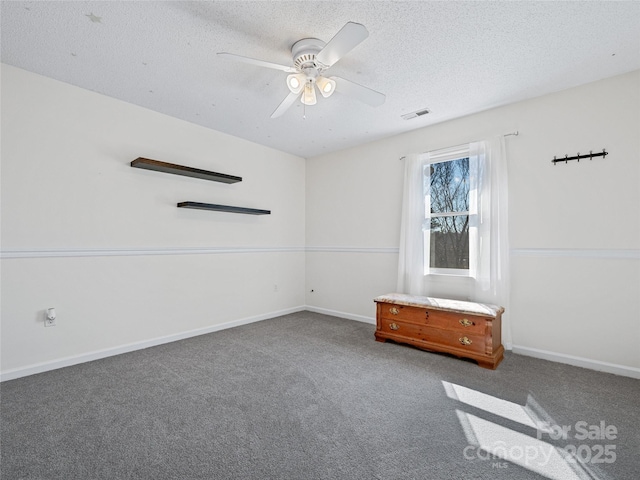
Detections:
426,268,472,277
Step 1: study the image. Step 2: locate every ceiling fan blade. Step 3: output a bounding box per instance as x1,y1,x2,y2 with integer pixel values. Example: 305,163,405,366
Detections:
218,52,296,73
316,22,369,68
271,91,300,118
332,76,386,107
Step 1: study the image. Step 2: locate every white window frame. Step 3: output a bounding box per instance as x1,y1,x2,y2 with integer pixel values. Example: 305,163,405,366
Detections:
423,144,478,277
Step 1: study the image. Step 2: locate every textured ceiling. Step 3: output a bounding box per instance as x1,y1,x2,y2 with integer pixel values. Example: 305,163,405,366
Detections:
2,1,639,158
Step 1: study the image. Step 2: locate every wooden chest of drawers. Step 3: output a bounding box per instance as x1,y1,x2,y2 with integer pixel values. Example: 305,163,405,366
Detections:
374,293,504,369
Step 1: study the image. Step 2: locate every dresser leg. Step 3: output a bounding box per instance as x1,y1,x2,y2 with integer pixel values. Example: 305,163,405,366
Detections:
477,360,497,370
477,355,503,370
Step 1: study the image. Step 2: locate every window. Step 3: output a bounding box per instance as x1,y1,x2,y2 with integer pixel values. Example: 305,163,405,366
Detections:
397,137,510,344
423,146,476,275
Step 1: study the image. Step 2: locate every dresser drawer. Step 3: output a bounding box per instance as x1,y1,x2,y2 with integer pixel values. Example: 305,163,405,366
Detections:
380,304,487,335
377,319,487,355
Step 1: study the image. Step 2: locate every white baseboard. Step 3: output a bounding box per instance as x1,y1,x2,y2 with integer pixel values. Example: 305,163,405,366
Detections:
512,345,640,379
4,308,637,381
307,308,640,379
304,305,376,324
0,306,306,382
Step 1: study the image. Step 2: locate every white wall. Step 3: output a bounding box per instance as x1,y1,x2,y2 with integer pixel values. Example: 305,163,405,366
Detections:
1,65,306,379
306,70,640,376
3,64,639,380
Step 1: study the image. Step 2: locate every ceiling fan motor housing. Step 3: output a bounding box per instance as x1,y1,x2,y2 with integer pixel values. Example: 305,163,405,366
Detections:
291,38,327,72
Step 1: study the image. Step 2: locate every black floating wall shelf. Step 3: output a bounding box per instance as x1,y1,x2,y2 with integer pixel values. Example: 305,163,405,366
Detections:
131,157,242,184
178,202,271,215
552,149,608,165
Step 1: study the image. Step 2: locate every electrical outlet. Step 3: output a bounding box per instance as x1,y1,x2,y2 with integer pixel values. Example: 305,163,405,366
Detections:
45,308,56,327
273,284,278,292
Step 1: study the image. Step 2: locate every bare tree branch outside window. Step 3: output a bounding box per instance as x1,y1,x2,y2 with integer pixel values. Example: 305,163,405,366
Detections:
425,157,470,269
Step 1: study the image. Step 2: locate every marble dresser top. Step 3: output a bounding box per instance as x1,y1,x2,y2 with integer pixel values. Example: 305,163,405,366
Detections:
374,293,504,317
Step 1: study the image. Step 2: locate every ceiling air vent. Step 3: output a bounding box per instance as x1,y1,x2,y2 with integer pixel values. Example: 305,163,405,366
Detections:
401,108,431,120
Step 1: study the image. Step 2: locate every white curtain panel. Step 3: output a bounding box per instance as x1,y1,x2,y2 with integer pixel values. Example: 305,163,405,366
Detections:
396,153,428,295
471,137,512,348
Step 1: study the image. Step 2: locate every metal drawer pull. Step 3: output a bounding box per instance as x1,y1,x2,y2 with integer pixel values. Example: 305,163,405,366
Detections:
389,323,400,331
459,336,472,346
459,318,474,327
389,307,399,315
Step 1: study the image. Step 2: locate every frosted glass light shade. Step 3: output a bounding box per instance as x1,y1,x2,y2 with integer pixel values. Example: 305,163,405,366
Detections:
286,74,305,94
302,83,317,105
316,76,336,98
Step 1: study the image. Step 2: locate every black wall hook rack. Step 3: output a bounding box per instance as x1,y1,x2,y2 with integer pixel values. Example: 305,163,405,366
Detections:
552,149,608,165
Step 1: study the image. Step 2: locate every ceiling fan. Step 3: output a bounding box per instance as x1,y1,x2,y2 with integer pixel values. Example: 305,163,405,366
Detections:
218,22,386,118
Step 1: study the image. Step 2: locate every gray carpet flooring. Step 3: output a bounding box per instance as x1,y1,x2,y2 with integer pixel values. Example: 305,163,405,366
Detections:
1,311,638,480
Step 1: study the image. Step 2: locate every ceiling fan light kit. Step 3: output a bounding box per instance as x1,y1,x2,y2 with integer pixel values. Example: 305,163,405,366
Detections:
218,22,385,118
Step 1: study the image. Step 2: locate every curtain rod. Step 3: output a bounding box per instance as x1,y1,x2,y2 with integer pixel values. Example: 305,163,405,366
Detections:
399,131,519,160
